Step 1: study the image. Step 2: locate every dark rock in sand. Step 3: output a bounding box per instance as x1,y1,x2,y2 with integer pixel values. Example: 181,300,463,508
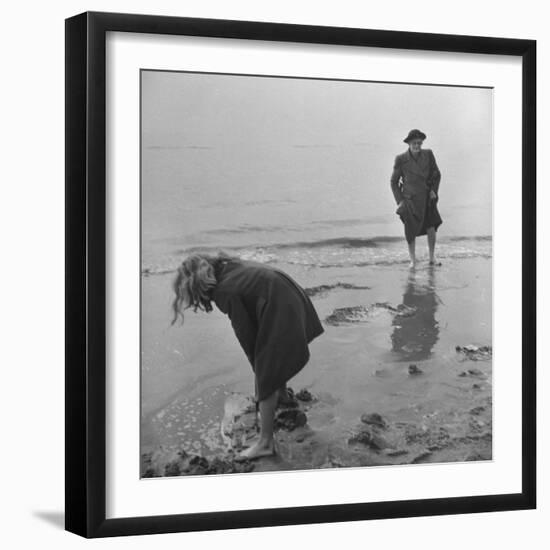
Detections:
369,433,391,450
163,453,210,476
274,388,309,429
384,448,408,457
295,388,314,402
472,383,482,390
348,430,373,446
410,450,432,464
404,425,450,448
456,345,492,361
348,428,389,450
275,409,307,431
373,302,417,318
325,302,417,326
144,448,190,478
207,457,255,474
408,364,424,375
457,431,492,443
469,406,485,416
277,387,299,409
185,455,210,475
324,305,370,325
143,445,256,477
320,458,346,469
458,368,484,378
469,418,486,432
164,461,182,477
360,412,388,429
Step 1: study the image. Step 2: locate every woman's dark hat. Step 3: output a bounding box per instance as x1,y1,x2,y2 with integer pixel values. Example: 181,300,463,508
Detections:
403,129,427,143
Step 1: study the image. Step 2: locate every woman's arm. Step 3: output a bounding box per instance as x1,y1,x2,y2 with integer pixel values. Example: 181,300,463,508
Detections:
428,150,441,195
390,155,404,204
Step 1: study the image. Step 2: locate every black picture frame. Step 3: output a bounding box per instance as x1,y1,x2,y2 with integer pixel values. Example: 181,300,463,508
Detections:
65,11,536,538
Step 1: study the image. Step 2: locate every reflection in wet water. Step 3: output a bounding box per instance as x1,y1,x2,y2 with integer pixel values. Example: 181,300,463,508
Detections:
391,268,440,360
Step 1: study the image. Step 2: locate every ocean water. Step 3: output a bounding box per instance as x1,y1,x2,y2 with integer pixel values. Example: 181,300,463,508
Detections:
141,144,493,281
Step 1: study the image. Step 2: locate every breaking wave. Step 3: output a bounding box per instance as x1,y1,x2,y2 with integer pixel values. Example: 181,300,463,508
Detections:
142,235,492,276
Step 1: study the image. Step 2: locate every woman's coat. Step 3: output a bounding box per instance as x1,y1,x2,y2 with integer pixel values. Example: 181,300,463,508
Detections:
212,258,324,402
390,148,443,243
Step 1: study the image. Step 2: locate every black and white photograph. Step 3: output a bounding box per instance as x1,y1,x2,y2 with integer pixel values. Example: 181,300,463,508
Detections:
140,70,493,477
0,0,543,544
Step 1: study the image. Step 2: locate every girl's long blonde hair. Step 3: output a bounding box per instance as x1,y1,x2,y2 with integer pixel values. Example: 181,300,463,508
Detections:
171,251,234,325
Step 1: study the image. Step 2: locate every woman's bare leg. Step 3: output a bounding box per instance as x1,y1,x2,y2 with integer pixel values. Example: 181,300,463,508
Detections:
427,227,437,264
236,390,278,460
407,238,416,269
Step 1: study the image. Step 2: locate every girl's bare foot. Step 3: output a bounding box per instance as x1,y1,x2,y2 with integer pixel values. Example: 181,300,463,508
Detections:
408,261,416,270
242,433,260,448
235,439,276,461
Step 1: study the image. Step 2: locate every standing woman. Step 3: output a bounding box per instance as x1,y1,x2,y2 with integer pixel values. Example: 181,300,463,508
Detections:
390,129,443,268
171,252,324,460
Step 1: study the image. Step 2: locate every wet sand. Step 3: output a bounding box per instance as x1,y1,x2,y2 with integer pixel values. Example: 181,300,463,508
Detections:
141,255,492,476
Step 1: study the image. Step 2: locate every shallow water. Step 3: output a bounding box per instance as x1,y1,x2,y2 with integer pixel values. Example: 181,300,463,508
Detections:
141,254,492,471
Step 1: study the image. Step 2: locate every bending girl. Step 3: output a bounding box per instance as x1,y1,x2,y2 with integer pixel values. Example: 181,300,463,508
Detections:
171,252,324,460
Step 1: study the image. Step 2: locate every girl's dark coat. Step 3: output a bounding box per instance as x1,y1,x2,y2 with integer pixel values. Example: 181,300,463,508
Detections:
212,258,324,402
390,148,443,243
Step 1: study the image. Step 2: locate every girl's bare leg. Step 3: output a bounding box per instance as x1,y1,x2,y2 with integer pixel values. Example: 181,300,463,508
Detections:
236,390,278,460
427,227,437,264
407,238,416,269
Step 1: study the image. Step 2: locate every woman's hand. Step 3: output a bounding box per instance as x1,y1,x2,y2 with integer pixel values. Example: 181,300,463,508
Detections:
395,200,406,215
429,190,438,201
